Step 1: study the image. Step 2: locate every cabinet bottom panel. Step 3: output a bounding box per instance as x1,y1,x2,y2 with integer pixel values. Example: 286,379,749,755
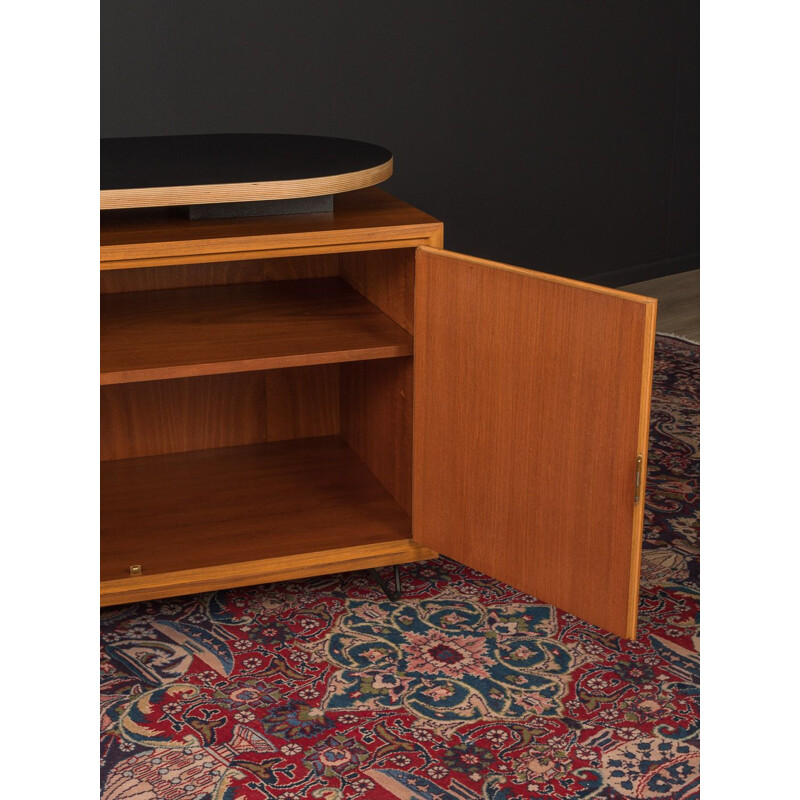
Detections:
101,540,435,606
101,435,431,604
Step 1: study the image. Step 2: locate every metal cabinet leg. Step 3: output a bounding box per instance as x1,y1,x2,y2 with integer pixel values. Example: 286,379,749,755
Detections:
370,564,402,601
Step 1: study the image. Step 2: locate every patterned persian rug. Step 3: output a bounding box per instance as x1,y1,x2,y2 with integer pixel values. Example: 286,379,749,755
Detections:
100,334,700,800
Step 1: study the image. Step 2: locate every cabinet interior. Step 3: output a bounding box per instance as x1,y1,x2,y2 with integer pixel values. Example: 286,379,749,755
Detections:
100,249,416,586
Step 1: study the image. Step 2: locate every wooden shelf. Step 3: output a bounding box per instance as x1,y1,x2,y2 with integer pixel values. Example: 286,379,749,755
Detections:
101,277,413,384
101,436,431,605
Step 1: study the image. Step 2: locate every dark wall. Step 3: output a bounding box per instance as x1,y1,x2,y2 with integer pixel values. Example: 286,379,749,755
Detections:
101,0,699,286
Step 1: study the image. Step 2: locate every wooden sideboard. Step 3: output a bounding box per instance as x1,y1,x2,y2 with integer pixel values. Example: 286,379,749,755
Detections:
100,187,656,638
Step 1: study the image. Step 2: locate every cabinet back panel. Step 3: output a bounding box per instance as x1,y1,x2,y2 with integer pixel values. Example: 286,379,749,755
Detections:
101,372,268,460
101,365,341,460
266,364,340,442
100,254,340,293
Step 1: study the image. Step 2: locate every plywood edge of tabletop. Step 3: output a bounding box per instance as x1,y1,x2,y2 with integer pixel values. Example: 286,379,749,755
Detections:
100,159,394,210
100,540,437,606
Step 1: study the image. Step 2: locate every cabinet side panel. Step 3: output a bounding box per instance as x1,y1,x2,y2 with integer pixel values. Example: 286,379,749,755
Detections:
414,249,653,638
100,254,340,293
341,357,413,514
266,364,340,442
101,373,268,460
339,248,415,333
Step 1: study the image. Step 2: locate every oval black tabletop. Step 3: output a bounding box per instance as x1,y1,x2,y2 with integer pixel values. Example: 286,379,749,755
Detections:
101,134,393,191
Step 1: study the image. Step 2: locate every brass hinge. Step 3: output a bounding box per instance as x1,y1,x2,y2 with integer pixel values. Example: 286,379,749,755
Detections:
634,455,643,504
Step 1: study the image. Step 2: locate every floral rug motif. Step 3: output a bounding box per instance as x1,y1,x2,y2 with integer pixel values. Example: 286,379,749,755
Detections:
100,334,700,799
308,599,582,730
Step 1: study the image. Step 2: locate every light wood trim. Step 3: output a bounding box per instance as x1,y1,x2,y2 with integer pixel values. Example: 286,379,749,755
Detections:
426,227,444,249
417,246,656,305
100,230,441,270
100,540,436,606
100,158,393,210
625,299,658,638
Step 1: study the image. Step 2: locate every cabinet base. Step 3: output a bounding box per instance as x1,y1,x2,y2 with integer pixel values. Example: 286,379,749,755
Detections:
100,540,436,607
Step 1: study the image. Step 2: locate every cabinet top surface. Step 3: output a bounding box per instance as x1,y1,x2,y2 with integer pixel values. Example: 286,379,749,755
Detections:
100,188,441,263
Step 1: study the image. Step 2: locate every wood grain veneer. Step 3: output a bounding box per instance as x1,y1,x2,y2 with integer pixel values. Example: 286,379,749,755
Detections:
266,364,340,442
100,254,340,293
101,436,417,588
101,372,268,461
100,277,413,384
100,188,443,270
340,248,416,333
100,365,343,460
413,247,656,639
341,357,414,514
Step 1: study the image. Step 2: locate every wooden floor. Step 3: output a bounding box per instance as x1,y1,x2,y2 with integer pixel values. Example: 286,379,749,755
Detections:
622,269,699,342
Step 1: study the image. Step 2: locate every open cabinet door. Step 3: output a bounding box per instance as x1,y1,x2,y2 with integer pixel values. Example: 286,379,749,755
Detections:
413,247,657,638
